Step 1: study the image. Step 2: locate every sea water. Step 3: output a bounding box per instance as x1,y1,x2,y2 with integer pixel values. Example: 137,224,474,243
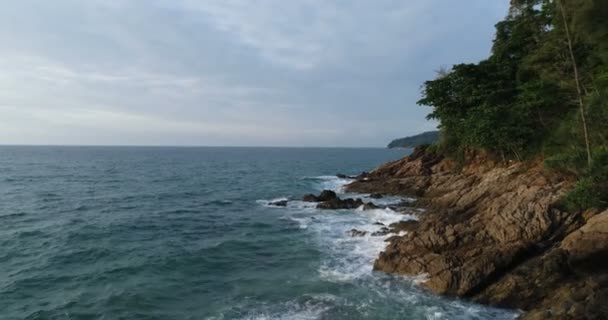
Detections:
0,146,518,320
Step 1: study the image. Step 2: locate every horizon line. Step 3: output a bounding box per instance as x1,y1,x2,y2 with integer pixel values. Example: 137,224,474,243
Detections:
0,143,405,149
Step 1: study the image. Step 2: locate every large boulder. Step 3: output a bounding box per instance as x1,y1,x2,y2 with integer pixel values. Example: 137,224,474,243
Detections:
317,197,364,210
561,211,608,273
302,190,338,202
317,190,338,202
302,194,319,202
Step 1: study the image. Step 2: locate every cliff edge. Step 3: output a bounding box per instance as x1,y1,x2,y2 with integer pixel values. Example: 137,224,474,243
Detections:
346,147,608,319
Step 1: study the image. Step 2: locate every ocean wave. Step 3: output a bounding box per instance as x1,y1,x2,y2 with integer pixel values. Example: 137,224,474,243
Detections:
302,175,354,192
256,198,317,211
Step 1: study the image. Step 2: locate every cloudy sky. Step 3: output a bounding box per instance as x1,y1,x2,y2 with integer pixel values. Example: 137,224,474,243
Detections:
0,0,509,147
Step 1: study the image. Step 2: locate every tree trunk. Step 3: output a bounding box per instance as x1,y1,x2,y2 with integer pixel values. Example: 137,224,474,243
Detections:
558,0,592,168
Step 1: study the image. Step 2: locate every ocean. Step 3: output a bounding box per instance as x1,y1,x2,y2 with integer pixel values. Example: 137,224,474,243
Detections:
0,146,518,320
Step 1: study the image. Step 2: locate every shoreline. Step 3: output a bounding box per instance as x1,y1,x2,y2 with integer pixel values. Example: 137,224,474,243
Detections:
272,173,520,319
344,147,608,319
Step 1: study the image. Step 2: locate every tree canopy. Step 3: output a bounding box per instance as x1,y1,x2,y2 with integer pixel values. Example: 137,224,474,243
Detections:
417,0,608,209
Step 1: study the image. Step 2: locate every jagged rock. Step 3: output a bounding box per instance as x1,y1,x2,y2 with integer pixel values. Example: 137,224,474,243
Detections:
372,227,390,236
348,229,368,237
388,220,419,233
303,190,339,203
370,193,384,199
303,190,376,210
317,197,364,210
374,221,385,226
345,146,608,318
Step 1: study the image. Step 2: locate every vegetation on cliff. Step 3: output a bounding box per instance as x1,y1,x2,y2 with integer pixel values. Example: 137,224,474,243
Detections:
417,0,608,210
387,131,439,149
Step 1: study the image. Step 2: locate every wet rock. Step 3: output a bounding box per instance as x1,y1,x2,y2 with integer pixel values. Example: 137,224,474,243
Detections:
303,190,376,210
373,221,385,226
356,171,370,179
371,227,390,236
302,194,319,202
348,229,368,237
370,193,384,199
303,190,339,203
361,203,379,210
317,190,338,202
317,197,364,210
269,200,288,207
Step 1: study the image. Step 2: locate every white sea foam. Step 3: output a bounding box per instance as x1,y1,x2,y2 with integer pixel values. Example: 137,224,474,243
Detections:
303,203,418,284
305,175,354,192
238,299,331,320
251,174,520,320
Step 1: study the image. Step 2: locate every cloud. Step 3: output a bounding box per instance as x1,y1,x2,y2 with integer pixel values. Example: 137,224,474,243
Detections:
0,0,509,146
175,1,437,70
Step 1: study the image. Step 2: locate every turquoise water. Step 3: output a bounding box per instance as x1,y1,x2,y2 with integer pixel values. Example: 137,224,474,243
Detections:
0,147,518,320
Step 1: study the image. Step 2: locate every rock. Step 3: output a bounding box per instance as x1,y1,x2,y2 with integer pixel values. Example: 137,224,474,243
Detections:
361,203,379,210
348,229,368,237
302,194,319,202
371,227,390,236
370,193,384,199
373,221,385,226
336,173,349,179
385,235,401,243
561,210,608,273
317,190,338,202
303,190,338,202
356,171,370,179
269,200,288,207
344,147,608,318
388,220,420,233
317,197,364,210
303,189,373,210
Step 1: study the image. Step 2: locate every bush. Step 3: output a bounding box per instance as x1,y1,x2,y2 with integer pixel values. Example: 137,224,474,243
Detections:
560,147,608,211
562,178,603,212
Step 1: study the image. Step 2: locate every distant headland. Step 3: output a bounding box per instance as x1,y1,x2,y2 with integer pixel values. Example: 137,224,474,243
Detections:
387,131,439,149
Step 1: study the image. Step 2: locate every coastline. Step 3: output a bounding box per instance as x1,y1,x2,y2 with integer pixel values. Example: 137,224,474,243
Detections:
345,147,608,319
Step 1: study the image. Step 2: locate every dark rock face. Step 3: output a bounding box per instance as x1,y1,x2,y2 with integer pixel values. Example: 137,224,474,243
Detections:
303,190,338,202
348,229,368,237
317,197,364,210
371,227,390,237
317,190,338,202
302,190,378,210
370,193,384,199
345,146,608,319
302,194,319,202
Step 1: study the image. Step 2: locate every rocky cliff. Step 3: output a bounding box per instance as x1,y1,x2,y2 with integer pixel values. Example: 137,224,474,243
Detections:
346,147,608,319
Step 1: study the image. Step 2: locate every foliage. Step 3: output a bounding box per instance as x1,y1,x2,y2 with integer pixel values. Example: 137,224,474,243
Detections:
417,0,608,210
387,131,439,149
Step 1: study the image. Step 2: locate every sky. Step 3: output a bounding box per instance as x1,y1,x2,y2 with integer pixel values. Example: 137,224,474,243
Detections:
0,0,509,147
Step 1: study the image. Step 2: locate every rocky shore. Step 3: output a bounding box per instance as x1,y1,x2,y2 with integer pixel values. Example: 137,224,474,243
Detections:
346,147,608,319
